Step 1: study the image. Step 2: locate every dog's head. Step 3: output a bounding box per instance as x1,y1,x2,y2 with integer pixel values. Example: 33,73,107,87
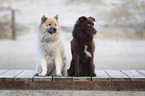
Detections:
77,16,97,34
39,15,60,35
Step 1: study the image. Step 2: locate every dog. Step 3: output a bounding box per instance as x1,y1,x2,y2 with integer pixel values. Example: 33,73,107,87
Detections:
35,15,66,76
67,16,97,76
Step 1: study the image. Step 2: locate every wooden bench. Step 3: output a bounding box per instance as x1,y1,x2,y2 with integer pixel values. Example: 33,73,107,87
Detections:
0,70,145,90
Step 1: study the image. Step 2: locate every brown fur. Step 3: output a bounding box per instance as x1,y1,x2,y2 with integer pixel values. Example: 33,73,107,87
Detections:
67,16,97,76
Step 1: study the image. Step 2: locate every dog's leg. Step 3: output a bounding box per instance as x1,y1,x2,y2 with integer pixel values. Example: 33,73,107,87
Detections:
71,40,80,76
55,50,62,76
61,64,66,76
34,63,41,76
61,58,66,76
74,54,80,76
39,56,47,76
35,56,42,76
88,42,96,76
73,47,80,76
89,59,96,76
67,59,75,76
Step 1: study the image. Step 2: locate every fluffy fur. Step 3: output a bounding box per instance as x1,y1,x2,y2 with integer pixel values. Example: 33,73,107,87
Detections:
67,16,97,76
35,15,66,76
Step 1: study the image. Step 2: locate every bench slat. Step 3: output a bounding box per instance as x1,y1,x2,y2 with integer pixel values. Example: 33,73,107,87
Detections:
73,77,91,81
121,70,145,81
93,70,110,81
137,70,145,76
0,70,7,75
33,76,52,81
0,70,23,81
53,77,72,81
14,70,35,81
105,70,130,81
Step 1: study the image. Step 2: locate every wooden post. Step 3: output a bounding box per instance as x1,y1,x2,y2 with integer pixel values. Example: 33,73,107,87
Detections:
11,9,16,40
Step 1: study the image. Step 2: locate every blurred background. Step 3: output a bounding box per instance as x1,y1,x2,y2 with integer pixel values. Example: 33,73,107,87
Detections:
0,0,145,70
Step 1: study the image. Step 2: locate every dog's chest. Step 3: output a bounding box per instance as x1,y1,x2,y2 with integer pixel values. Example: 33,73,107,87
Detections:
40,40,60,56
84,45,92,58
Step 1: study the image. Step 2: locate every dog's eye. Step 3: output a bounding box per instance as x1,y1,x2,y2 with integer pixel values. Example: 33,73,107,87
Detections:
48,23,51,26
55,23,57,26
88,22,91,24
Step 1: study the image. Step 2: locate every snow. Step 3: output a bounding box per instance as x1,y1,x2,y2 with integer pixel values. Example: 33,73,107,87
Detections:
0,31,145,70
0,0,145,70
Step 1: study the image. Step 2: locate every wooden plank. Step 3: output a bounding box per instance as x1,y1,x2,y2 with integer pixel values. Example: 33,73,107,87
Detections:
73,77,91,81
53,76,72,81
0,70,7,75
121,70,145,81
0,70,144,90
137,70,145,76
105,70,130,81
33,76,52,81
14,70,35,81
92,70,110,81
0,70,23,81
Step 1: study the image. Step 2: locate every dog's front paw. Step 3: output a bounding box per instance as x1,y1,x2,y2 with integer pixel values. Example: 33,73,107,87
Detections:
56,73,62,77
38,73,47,77
90,73,96,77
34,73,39,76
74,72,80,77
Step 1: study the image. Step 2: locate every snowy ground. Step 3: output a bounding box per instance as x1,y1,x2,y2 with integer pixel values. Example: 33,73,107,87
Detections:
0,0,145,70
0,31,145,70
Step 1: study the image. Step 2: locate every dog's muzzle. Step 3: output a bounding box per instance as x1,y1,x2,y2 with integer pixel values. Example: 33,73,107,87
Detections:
47,27,57,34
94,30,97,34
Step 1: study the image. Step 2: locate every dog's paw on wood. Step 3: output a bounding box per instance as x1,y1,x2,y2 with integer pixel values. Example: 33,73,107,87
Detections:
38,73,47,77
74,72,80,77
56,73,62,77
90,73,96,77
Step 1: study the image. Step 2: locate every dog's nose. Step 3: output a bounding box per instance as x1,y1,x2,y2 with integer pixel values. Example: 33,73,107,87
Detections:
94,30,97,34
48,27,57,34
95,30,97,33
53,27,56,32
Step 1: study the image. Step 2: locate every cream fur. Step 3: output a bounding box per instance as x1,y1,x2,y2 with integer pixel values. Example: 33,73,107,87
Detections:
35,15,66,76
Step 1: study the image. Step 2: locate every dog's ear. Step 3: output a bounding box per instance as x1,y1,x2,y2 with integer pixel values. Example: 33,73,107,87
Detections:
89,16,95,22
78,16,87,23
41,15,47,24
54,14,58,21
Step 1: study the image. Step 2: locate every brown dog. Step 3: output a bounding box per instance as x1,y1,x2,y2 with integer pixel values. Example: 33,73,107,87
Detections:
67,16,97,76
